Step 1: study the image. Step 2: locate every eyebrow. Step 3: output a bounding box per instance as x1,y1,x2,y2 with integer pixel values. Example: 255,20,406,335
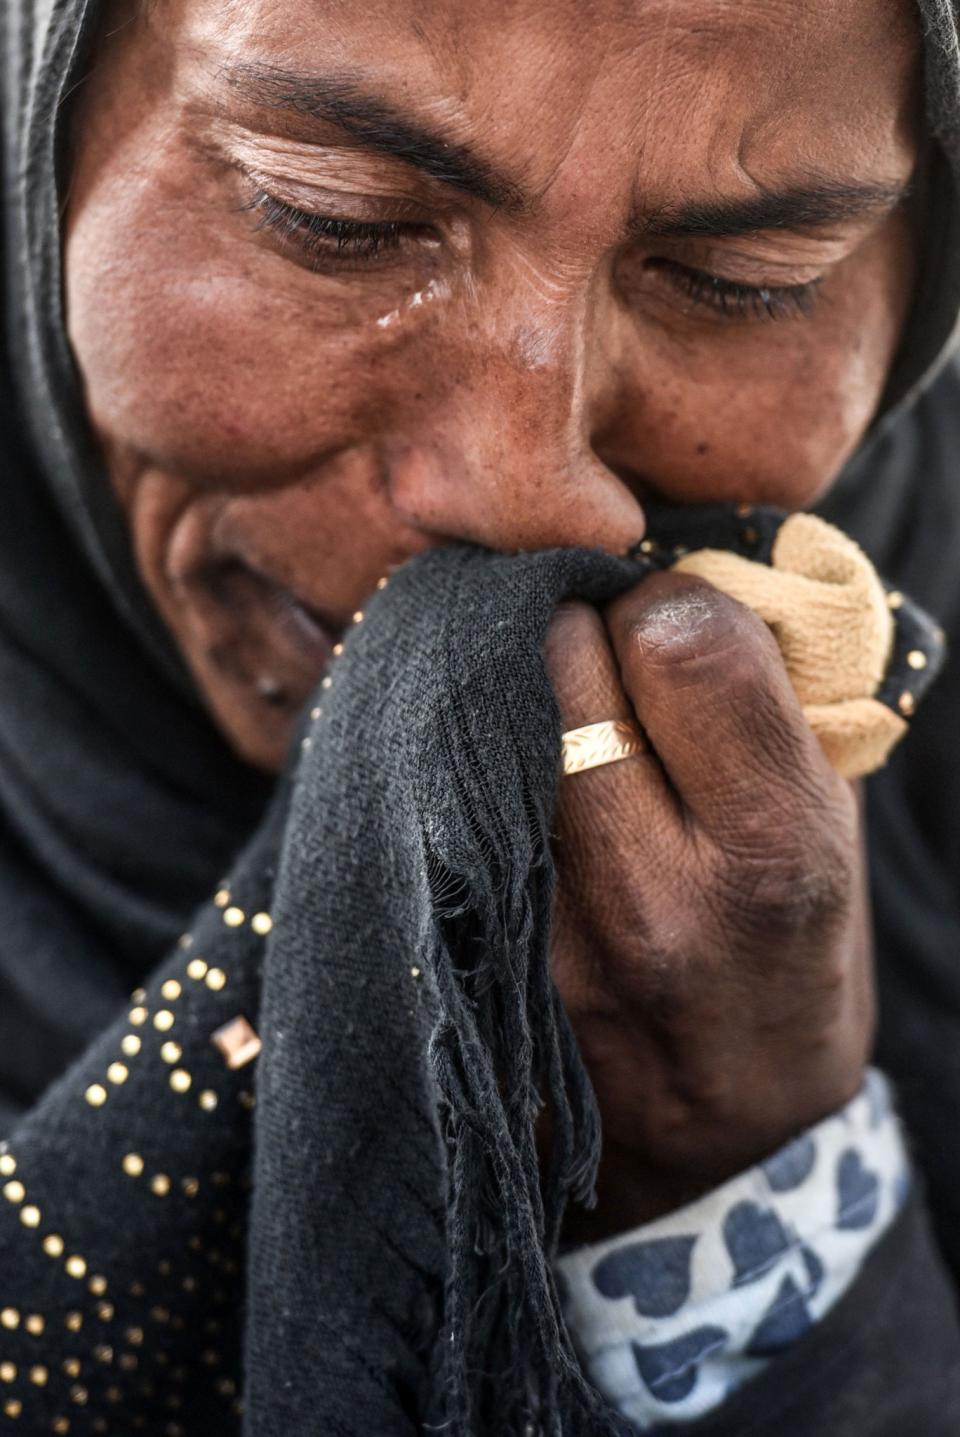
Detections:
221,63,526,212
221,63,909,239
636,180,911,239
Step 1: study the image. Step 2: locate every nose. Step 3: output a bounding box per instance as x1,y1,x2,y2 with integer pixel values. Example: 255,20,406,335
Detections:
385,282,647,556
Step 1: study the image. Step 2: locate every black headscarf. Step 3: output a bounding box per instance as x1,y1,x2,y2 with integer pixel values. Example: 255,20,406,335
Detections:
2,2,960,1434
0,0,275,1120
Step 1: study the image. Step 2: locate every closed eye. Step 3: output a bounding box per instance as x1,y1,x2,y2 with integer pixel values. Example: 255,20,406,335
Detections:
245,188,420,265
245,185,825,320
651,259,824,321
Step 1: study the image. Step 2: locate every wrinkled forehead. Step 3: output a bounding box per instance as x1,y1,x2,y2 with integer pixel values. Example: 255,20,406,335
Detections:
167,0,921,214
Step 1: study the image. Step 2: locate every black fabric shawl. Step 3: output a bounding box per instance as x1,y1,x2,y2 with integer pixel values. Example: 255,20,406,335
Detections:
3,0,960,1434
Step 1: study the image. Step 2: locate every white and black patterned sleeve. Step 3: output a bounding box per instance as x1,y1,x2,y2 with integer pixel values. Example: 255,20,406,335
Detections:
554,1069,909,1429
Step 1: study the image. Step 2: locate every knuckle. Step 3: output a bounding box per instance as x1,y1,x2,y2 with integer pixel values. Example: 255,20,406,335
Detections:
717,831,854,937
605,891,707,1006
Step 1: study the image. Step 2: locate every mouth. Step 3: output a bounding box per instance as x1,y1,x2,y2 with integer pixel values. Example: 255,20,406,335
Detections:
272,584,347,667
158,512,369,770
202,556,348,683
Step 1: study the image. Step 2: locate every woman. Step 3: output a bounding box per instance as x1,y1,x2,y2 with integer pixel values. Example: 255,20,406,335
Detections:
2,0,960,1431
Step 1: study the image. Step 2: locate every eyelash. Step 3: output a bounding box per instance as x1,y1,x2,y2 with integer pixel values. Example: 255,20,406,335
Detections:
659,261,823,321
248,189,406,261
248,187,822,321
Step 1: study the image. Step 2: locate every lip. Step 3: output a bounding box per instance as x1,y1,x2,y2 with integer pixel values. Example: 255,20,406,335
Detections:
261,575,347,666
279,589,346,663
210,556,348,670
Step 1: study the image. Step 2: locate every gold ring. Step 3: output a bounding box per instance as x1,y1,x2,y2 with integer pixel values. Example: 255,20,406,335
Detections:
561,719,647,776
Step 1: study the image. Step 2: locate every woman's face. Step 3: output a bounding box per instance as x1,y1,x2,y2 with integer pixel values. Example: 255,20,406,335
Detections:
65,0,920,770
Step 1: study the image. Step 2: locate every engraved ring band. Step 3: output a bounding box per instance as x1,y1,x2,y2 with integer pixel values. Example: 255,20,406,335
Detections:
560,719,648,776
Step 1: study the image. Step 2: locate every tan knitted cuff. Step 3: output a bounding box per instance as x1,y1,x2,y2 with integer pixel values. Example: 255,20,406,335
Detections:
674,514,905,780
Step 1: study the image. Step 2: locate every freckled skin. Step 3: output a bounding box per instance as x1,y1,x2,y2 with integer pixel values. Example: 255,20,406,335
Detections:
65,0,920,1231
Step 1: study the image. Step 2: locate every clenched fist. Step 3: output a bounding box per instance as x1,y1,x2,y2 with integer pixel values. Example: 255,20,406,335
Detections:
544,571,874,1244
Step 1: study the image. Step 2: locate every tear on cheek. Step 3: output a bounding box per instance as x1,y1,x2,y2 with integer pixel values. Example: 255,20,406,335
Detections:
374,276,449,330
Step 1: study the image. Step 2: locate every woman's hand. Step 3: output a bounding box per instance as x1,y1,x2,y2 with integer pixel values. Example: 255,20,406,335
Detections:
544,571,875,1244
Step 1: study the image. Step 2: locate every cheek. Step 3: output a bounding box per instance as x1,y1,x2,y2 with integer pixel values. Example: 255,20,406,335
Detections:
626,225,914,509
63,177,442,490
641,338,878,509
